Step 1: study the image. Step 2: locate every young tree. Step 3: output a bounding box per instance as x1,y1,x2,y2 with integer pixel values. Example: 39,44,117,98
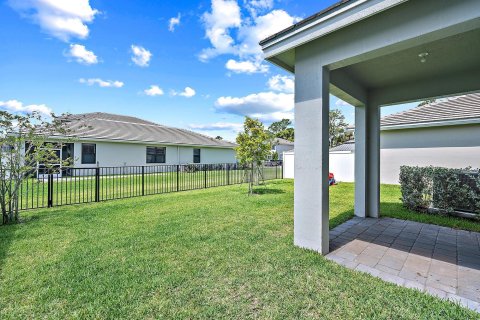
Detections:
329,109,349,147
235,117,272,195
0,111,72,224
268,119,294,141
214,135,223,140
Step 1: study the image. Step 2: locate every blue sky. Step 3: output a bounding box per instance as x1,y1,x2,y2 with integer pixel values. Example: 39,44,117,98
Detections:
0,0,417,141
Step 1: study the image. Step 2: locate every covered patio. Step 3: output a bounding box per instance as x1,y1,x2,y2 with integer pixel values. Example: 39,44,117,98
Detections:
261,0,480,311
328,217,480,311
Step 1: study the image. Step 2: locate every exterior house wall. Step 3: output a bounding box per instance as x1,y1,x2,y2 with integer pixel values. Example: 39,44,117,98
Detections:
283,124,480,184
71,140,236,168
274,144,293,160
380,125,480,184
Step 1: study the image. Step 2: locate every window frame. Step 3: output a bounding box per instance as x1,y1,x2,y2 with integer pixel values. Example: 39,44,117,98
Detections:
146,146,166,164
193,148,201,164
81,143,96,164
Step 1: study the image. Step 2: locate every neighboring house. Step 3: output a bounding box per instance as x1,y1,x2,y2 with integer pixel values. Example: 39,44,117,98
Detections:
271,138,294,161
284,94,480,184
45,112,237,172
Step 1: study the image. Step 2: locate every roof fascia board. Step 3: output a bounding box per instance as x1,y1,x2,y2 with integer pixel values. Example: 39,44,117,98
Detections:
262,0,407,58
381,118,480,131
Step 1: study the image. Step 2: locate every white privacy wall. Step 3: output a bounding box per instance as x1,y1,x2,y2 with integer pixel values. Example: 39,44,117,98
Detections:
72,141,236,167
282,124,480,184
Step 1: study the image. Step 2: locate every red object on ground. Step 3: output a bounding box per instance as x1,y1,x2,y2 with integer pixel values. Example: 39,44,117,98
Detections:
329,172,337,186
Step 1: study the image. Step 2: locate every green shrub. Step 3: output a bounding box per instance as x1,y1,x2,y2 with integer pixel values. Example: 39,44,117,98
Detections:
399,166,480,214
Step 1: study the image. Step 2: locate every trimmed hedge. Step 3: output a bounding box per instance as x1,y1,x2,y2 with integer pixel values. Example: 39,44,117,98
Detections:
399,166,480,215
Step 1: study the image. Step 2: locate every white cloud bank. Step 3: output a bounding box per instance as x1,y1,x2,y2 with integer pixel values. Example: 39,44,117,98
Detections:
8,0,99,41
215,91,293,122
0,99,52,117
79,78,124,88
225,59,268,74
188,122,243,132
131,45,152,67
168,13,181,32
200,0,300,74
144,85,164,96
66,44,98,65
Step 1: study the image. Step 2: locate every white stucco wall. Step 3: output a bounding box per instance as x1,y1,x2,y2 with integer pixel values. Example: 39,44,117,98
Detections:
330,152,355,182
283,124,480,184
71,141,236,168
283,151,295,178
380,125,480,184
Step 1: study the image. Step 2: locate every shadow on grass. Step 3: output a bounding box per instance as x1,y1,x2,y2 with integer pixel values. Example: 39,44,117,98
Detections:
330,208,354,229
0,221,19,275
252,188,286,195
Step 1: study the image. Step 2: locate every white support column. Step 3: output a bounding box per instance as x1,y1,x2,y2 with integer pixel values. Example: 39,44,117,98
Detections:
294,61,330,254
354,103,380,218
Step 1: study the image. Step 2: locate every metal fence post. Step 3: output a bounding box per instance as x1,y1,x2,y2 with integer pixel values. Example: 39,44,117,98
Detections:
176,165,180,192
95,167,100,202
281,162,284,179
204,164,207,188
47,172,53,207
141,166,145,196
275,164,278,179
227,163,230,185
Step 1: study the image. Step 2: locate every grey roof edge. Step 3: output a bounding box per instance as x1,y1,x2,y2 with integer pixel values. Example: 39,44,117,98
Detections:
59,112,237,148
259,0,354,46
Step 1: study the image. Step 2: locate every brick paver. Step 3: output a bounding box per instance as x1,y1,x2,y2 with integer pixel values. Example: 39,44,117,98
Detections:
326,217,480,313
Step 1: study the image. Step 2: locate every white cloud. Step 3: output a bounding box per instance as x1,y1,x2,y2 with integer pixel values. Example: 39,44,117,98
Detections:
66,44,98,65
200,1,300,74
131,45,152,67
225,59,268,74
168,13,181,32
215,91,294,122
237,9,299,56
188,122,243,132
267,75,294,93
8,0,99,41
144,85,164,96
172,87,196,98
0,99,52,117
79,78,124,88
199,0,242,61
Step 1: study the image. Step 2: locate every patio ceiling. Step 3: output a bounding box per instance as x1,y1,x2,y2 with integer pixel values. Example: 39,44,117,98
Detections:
335,28,480,92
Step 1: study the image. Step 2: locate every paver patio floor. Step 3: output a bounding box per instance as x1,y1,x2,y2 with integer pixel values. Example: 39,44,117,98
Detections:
326,217,480,312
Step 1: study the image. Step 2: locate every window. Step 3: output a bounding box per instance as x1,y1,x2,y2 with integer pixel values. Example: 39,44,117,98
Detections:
81,143,96,164
193,148,201,163
146,146,166,163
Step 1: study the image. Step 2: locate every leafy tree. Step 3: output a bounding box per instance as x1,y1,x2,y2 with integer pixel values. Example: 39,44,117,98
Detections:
329,109,349,147
235,117,272,195
417,98,437,107
215,135,223,140
271,151,279,161
276,127,294,142
0,111,72,224
268,119,294,142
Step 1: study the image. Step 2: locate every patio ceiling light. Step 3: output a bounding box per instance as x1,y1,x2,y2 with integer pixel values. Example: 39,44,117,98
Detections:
418,52,429,63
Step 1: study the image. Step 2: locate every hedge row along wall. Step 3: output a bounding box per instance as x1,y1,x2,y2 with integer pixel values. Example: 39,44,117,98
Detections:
399,166,480,215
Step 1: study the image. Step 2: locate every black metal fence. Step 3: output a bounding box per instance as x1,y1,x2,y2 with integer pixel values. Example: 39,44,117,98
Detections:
18,163,283,210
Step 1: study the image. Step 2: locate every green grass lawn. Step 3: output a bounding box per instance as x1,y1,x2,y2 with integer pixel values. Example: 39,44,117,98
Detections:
1,180,478,319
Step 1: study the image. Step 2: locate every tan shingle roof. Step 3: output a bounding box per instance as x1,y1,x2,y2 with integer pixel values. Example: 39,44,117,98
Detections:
59,112,236,148
381,93,480,127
